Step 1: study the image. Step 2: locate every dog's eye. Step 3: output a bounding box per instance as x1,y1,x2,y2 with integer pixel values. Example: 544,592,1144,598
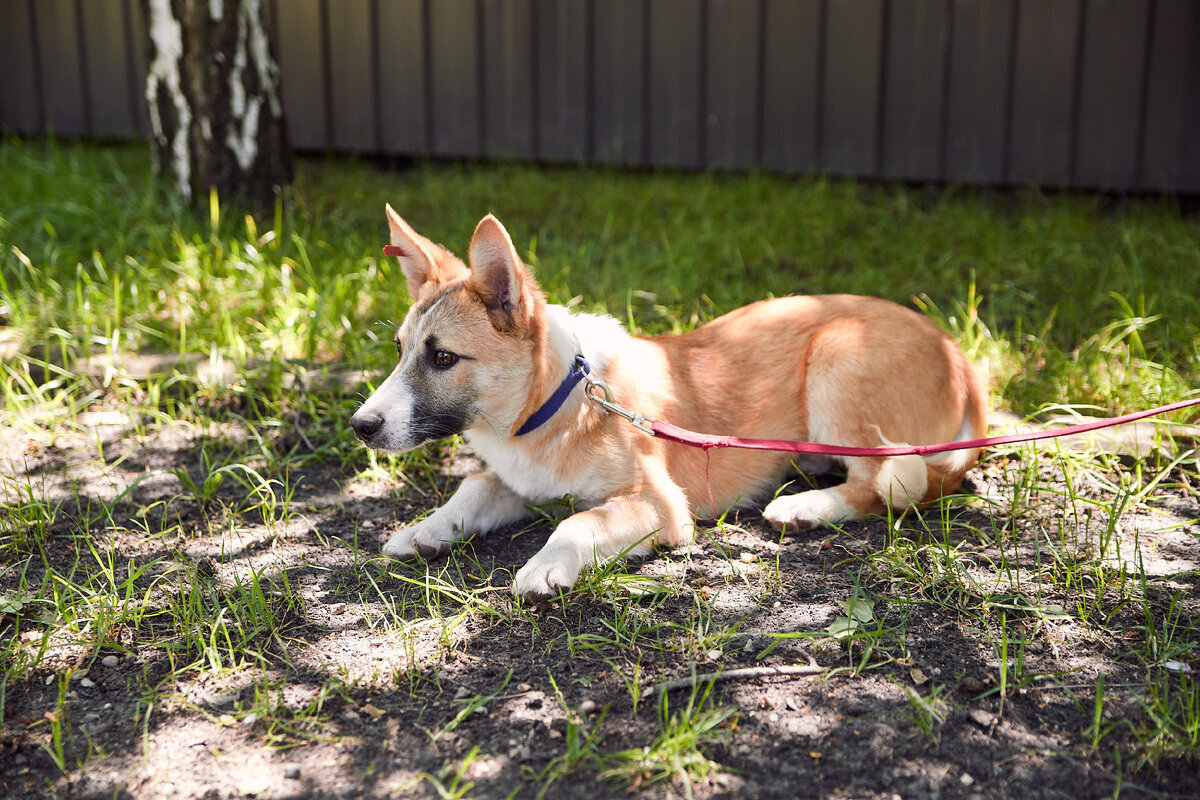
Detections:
432,350,458,369
394,341,403,360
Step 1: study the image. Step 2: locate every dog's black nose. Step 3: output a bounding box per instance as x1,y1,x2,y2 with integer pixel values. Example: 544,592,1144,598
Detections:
351,412,383,441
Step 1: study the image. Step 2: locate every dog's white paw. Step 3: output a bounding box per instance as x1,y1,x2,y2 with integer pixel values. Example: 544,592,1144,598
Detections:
511,547,582,601
381,517,459,560
762,488,854,532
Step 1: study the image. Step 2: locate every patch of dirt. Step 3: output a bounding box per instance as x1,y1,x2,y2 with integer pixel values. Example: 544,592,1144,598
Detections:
1,405,1198,799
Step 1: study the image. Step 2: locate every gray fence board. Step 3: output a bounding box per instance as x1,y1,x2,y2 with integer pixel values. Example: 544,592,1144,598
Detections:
761,0,821,173
429,0,481,157
1140,0,1200,193
377,0,428,154
0,0,42,134
535,0,589,162
648,0,703,169
592,0,647,165
1073,0,1150,189
482,0,536,159
944,0,1015,184
1008,0,1083,186
35,0,89,136
3,0,1197,193
705,0,761,169
126,0,151,137
881,0,952,181
80,0,137,138
822,0,885,175
328,0,377,152
276,0,328,150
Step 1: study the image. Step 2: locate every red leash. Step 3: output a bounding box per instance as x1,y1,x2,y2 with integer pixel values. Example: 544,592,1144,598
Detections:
574,357,1200,457
650,397,1200,457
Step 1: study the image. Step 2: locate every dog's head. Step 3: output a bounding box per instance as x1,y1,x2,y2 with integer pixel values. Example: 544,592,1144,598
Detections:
350,207,547,451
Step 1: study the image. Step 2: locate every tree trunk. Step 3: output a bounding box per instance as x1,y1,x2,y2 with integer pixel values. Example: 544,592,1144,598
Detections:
143,0,292,209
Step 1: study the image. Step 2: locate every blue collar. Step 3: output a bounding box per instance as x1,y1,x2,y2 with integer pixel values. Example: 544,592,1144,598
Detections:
514,355,591,436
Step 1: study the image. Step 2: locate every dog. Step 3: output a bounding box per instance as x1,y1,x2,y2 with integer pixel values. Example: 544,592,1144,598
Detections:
351,207,988,600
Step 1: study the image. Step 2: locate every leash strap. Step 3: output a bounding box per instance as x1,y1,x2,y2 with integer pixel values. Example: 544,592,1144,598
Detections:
514,355,592,436
649,397,1200,456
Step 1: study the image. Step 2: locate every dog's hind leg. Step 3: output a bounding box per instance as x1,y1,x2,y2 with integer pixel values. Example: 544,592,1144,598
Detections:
762,454,927,531
383,471,533,559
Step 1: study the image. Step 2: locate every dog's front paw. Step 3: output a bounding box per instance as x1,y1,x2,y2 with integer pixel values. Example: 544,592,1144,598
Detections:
511,548,582,602
381,517,457,560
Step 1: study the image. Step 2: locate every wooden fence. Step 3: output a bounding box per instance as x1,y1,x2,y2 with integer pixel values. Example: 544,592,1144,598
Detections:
2,0,1198,192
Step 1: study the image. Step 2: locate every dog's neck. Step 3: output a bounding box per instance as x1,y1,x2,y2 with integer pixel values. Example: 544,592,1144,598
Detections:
542,303,625,380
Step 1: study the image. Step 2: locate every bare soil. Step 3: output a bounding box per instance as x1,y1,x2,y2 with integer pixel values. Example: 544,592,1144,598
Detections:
2,404,1198,800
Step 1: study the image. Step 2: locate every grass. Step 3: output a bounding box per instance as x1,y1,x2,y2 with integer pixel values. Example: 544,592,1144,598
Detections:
1,136,1198,797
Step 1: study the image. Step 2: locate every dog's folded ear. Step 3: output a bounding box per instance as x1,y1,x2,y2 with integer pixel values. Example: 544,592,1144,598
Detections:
468,214,540,332
384,204,468,296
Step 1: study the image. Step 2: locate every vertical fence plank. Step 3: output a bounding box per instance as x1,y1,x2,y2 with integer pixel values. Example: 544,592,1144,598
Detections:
822,0,885,175
761,0,821,173
276,0,328,150
1008,0,1082,186
705,0,761,169
535,0,589,162
592,0,646,165
1140,0,1200,193
881,0,951,181
79,0,137,138
0,0,44,133
481,0,535,159
34,0,89,136
647,0,704,168
1073,0,1150,189
377,0,428,154
429,0,481,156
944,0,1015,184
125,0,151,137
328,0,377,151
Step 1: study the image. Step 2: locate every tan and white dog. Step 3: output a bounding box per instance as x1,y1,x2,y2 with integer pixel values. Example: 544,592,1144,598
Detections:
351,207,987,600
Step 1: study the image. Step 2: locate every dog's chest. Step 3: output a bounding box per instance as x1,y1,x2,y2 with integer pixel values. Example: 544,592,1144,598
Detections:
463,431,605,505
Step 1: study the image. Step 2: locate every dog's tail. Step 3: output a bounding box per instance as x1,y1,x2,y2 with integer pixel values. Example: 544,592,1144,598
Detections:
873,368,988,509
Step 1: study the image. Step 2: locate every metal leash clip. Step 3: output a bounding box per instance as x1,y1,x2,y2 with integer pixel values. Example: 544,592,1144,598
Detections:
581,371,656,435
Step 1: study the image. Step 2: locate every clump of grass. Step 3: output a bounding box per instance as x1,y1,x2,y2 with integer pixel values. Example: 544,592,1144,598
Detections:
601,679,737,798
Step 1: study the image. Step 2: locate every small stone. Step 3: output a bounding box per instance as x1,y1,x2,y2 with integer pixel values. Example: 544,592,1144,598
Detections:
960,772,975,786
969,709,996,728
517,683,532,692
579,699,597,715
102,655,119,668
79,678,95,689
45,674,55,686
706,649,723,662
284,765,301,780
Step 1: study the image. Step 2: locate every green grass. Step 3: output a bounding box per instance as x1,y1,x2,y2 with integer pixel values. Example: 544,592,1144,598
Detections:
1,136,1198,795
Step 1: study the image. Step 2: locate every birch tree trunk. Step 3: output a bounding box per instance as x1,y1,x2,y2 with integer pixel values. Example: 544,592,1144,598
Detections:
143,0,292,209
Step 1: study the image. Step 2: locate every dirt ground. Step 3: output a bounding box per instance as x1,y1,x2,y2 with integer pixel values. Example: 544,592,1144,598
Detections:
1,404,1198,800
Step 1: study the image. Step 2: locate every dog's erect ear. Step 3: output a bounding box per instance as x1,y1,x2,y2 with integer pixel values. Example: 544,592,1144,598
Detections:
384,204,468,296
468,214,539,332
